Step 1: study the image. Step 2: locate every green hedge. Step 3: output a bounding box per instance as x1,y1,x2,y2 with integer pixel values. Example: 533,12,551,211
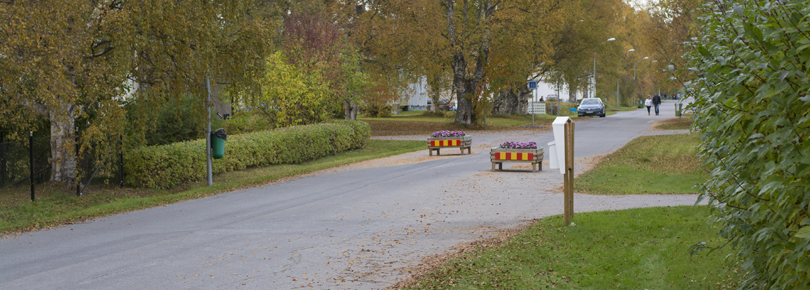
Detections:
124,120,370,189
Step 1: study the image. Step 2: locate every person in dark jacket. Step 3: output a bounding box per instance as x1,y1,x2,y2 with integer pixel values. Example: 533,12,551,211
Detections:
652,94,662,115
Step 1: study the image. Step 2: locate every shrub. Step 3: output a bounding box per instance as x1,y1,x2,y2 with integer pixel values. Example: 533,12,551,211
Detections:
211,111,274,135
124,120,370,189
361,103,392,117
687,1,810,288
124,93,206,146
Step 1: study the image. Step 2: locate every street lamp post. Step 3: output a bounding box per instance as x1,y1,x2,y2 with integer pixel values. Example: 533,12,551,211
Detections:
593,38,615,99
634,57,649,80
633,57,649,107
617,49,634,109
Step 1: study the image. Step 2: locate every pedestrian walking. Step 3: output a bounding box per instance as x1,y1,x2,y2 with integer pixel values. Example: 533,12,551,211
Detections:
645,96,653,115
652,94,661,116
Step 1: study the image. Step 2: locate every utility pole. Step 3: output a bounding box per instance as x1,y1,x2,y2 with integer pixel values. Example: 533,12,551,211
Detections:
205,73,213,186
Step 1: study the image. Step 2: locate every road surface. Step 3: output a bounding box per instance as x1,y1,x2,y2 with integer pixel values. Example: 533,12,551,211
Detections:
0,99,698,289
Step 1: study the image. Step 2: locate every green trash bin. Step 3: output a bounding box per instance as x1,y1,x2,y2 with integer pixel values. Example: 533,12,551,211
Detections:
211,128,227,159
637,100,643,108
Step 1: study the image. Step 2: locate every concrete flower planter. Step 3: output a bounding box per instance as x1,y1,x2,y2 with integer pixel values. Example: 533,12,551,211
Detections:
427,136,472,156
490,147,544,172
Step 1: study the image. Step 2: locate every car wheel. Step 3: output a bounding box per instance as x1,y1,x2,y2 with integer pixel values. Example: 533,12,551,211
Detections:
600,110,606,117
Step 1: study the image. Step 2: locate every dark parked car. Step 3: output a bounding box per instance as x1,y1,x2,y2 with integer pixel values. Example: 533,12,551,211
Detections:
577,98,606,117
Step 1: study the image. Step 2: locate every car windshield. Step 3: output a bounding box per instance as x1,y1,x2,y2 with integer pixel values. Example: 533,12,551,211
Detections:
581,99,600,105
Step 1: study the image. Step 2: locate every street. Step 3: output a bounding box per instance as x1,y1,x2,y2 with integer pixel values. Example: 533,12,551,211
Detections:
0,99,698,290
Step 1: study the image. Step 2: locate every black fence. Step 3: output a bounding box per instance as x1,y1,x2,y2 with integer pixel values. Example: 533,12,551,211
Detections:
0,134,51,189
0,132,124,200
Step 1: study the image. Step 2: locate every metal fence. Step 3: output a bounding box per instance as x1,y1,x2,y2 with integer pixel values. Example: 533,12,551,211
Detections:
1,132,124,200
0,134,51,189
528,102,546,115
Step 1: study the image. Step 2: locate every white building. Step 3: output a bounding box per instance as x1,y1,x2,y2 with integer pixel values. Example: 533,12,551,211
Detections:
528,77,584,103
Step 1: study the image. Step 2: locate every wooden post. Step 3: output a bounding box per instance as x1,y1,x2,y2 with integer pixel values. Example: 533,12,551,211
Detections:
563,121,575,226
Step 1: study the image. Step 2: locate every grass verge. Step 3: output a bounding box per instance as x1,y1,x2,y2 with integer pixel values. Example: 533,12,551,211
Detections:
0,139,425,235
405,206,741,290
576,134,705,195
656,116,695,130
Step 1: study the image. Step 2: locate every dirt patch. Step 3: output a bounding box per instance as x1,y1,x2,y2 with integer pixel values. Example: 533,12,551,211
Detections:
384,221,536,290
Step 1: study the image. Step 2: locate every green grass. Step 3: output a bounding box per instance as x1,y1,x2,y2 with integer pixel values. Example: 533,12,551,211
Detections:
576,134,706,194
657,115,695,130
407,206,741,289
0,139,425,234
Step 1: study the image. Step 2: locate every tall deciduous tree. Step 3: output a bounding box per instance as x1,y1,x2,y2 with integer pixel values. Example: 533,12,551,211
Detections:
0,0,273,186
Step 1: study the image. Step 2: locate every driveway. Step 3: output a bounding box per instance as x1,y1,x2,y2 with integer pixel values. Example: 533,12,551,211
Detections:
0,99,699,289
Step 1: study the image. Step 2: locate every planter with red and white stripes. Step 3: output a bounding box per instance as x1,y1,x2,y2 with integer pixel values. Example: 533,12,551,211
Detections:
426,136,472,156
490,147,544,172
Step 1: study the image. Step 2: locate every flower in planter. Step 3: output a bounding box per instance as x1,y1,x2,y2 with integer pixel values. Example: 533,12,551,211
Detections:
431,130,466,138
499,141,537,149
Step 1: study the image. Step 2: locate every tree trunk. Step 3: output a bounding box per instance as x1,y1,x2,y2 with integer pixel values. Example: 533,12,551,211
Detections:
343,99,356,120
568,83,577,103
48,104,77,185
492,87,531,115
447,0,492,126
427,75,442,113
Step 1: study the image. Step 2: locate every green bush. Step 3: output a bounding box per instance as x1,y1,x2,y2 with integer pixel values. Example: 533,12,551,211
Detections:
124,120,370,189
687,1,810,289
124,92,206,146
211,111,274,135
361,103,393,117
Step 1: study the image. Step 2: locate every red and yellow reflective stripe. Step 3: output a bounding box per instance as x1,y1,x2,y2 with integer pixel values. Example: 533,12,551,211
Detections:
495,152,534,160
430,140,461,147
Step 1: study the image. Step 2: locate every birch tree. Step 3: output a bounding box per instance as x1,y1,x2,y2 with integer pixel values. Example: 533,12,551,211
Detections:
0,0,273,186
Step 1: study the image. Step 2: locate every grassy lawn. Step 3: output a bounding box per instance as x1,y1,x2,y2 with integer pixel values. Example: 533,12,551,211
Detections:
407,206,741,289
576,134,706,195
0,139,425,234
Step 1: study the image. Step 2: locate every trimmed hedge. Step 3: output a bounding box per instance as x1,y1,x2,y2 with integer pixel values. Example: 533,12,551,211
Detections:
124,120,370,189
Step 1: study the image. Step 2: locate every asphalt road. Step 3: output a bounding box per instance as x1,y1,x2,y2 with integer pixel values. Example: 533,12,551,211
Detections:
0,99,697,290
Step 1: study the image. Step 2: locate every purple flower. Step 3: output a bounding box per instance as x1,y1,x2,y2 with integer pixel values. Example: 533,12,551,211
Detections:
499,141,537,149
431,130,466,138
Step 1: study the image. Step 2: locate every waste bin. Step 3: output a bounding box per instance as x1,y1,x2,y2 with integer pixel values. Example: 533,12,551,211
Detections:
211,128,227,159
637,100,643,108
